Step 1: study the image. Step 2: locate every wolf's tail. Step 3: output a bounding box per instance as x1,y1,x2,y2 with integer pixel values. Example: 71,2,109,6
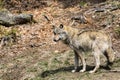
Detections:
104,47,115,64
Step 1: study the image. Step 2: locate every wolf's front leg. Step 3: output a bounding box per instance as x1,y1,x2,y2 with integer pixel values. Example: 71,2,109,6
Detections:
72,50,79,73
79,52,86,72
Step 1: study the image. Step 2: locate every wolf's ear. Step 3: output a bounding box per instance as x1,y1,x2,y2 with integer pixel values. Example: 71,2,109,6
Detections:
59,24,64,29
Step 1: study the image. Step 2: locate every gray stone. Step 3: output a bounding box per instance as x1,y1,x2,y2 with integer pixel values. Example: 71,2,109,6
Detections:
0,10,33,27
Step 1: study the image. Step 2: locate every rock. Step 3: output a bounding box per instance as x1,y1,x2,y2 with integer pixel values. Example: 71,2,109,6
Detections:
54,50,59,53
0,10,33,27
0,10,15,26
71,14,87,24
13,14,33,24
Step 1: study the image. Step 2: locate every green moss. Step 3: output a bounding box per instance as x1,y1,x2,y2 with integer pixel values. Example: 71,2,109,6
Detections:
64,59,70,65
0,26,18,37
52,58,62,64
38,61,48,67
27,67,37,72
114,27,120,37
79,1,87,7
0,26,19,47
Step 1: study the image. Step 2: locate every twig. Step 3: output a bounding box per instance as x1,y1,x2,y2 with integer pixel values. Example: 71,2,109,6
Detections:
43,15,50,22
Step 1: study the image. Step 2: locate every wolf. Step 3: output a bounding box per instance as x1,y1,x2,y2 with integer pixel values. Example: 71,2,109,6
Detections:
52,24,115,73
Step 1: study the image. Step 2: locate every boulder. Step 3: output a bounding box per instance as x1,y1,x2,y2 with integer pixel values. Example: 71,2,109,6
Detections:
0,10,33,27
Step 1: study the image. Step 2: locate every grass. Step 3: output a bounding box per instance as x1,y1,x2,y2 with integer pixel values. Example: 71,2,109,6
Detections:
27,67,38,72
0,45,119,80
37,50,120,80
114,27,120,38
0,48,120,80
0,26,19,47
79,1,87,7
0,0,4,10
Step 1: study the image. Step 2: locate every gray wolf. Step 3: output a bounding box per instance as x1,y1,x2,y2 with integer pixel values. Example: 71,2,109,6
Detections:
52,24,115,73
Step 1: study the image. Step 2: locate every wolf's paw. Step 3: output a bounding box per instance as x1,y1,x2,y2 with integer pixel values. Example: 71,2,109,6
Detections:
89,70,95,73
71,69,77,73
80,69,86,72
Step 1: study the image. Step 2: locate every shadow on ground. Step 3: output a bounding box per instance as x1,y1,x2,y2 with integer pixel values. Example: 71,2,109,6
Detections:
40,65,111,78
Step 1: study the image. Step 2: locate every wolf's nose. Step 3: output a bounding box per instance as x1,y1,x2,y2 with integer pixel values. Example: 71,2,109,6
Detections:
53,39,57,42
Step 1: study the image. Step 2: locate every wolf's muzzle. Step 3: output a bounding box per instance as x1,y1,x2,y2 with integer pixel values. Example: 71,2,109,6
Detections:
53,38,61,42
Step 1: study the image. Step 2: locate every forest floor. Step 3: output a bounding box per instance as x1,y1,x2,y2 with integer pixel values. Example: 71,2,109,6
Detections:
0,0,120,80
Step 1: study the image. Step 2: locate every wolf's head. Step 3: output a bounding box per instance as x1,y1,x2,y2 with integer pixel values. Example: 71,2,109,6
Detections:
52,24,68,42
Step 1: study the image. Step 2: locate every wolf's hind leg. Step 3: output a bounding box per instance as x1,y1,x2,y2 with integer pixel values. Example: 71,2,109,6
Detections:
89,51,100,73
104,48,115,65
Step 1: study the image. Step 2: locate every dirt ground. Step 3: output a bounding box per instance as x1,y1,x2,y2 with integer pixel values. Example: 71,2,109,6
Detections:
0,1,120,80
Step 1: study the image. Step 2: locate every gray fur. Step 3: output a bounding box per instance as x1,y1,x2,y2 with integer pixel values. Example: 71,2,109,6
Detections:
52,24,115,73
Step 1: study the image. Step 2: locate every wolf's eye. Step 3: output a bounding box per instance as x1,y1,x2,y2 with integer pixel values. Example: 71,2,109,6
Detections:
62,32,66,34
